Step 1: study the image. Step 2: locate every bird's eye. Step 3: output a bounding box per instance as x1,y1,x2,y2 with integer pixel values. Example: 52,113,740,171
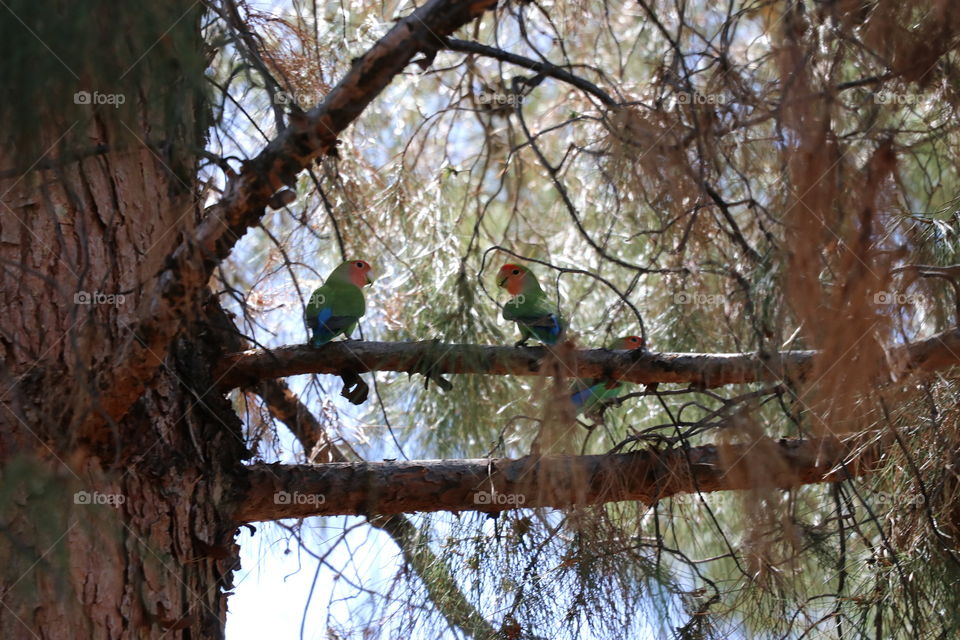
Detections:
356,262,365,268
512,269,520,275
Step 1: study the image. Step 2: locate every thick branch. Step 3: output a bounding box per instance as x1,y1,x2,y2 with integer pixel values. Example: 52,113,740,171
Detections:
234,435,882,522
215,327,960,390
91,0,497,429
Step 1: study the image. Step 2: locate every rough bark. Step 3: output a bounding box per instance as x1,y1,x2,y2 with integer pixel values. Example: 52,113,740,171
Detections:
215,327,960,390
1,204,244,640
0,4,250,638
233,434,882,522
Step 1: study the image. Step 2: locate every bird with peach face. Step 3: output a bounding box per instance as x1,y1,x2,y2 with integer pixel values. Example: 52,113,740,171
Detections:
496,263,566,347
305,260,374,347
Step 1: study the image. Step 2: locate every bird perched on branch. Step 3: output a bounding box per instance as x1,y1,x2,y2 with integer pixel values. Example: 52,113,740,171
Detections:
305,260,374,347
570,335,645,415
496,263,566,347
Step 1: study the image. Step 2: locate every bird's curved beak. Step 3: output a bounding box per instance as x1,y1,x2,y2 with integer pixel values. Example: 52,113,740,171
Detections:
366,270,375,285
497,275,508,288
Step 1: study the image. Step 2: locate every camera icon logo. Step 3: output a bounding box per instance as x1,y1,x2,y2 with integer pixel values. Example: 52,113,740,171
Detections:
74,91,91,105
74,291,91,304
274,491,292,504
74,491,91,504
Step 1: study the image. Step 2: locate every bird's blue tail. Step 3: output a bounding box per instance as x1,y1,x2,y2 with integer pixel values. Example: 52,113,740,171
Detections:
570,385,596,408
307,308,336,347
532,313,563,345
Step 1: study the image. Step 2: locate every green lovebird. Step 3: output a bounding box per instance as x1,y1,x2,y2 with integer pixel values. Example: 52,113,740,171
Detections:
496,263,566,347
305,260,374,347
569,335,645,414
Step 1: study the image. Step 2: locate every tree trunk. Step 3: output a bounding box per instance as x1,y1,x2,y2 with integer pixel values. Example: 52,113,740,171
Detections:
0,7,246,638
0,152,247,640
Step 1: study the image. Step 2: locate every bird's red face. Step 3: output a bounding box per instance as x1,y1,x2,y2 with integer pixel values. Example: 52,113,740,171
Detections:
619,336,644,350
497,264,527,295
348,260,374,287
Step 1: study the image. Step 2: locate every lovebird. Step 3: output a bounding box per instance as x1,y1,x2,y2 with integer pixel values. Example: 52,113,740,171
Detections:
569,335,645,415
496,263,566,347
305,260,374,347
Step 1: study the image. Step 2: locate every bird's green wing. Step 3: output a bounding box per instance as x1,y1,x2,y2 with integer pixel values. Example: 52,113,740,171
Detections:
502,290,553,322
307,282,365,319
305,281,367,345
305,283,332,321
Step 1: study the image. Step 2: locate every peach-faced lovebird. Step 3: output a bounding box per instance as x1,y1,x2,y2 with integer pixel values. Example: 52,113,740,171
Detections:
305,260,374,347
496,263,566,347
570,335,645,414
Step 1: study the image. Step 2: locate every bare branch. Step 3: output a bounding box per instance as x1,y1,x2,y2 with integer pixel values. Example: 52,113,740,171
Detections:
256,379,500,639
234,434,882,522
215,327,960,390
442,38,617,106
